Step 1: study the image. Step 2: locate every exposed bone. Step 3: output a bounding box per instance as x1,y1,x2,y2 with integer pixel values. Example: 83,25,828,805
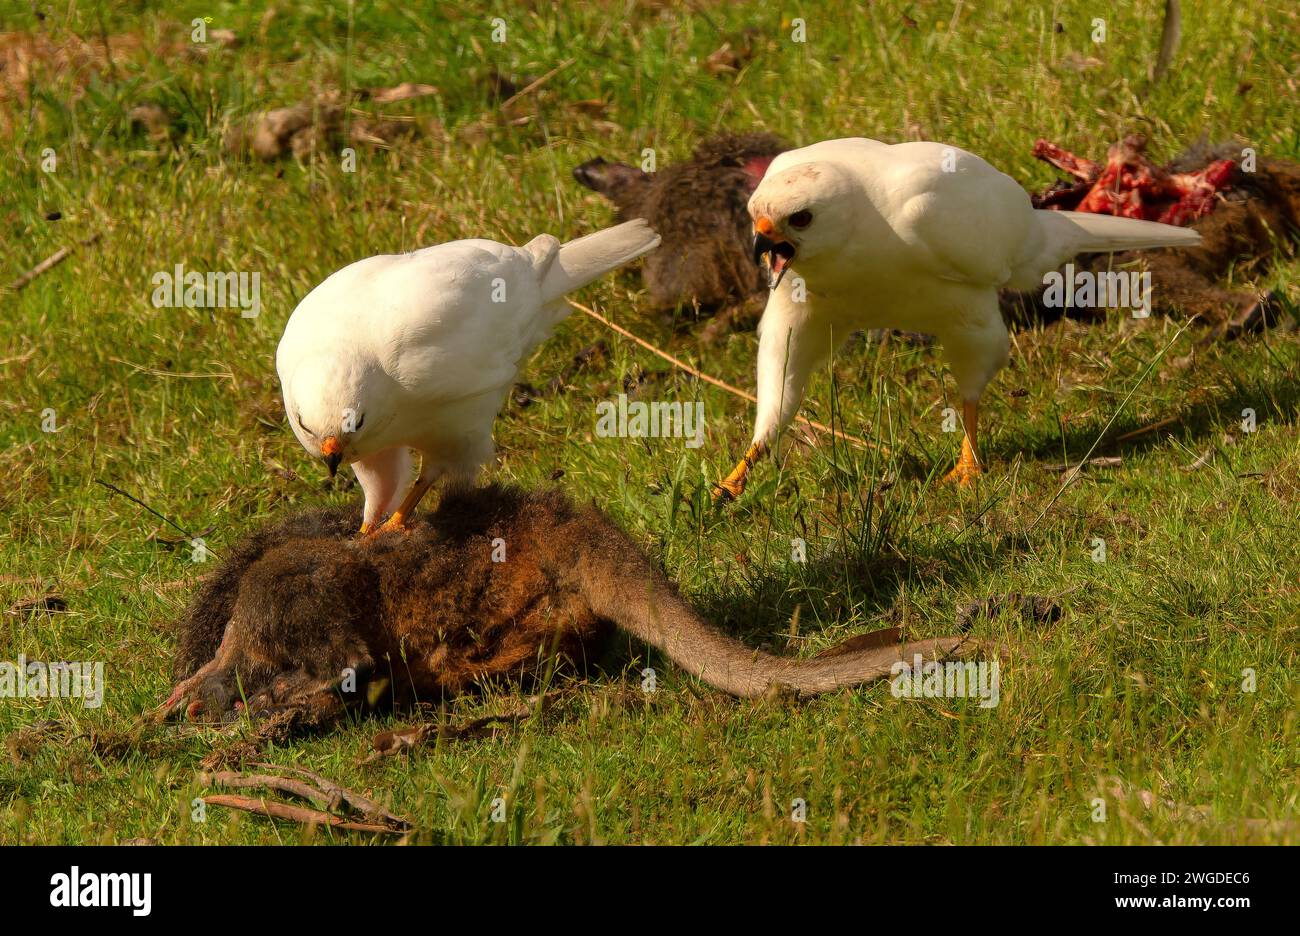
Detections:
1031,135,1236,224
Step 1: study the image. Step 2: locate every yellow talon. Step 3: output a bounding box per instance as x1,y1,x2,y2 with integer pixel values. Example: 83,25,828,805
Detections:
941,400,982,487
713,442,767,503
941,460,982,486
362,511,410,538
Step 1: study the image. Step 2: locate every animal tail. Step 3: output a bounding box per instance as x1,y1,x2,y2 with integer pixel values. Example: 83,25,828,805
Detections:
1011,210,1201,289
576,528,968,698
532,218,661,305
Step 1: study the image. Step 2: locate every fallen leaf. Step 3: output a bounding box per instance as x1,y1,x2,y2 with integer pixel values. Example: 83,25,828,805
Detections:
1060,51,1104,72
815,626,903,657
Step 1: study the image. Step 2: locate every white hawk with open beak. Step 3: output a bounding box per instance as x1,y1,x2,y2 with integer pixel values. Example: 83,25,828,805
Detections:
714,137,1200,499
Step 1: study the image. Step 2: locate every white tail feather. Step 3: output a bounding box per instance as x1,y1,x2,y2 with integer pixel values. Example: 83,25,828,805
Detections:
536,219,661,304
1050,211,1203,252
1011,210,1202,288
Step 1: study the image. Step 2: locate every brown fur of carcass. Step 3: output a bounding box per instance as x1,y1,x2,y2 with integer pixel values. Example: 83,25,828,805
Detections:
1011,153,1300,333
166,486,965,727
573,132,789,313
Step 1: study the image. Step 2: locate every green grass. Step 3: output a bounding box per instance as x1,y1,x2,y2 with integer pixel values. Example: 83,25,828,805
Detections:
2,0,1297,844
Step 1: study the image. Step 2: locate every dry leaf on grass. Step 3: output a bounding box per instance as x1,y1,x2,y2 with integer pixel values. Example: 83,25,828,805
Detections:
366,690,573,762
814,626,904,657
364,82,437,103
225,83,433,160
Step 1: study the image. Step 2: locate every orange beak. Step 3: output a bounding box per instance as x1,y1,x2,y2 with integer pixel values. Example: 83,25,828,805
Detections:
320,436,343,477
752,216,794,288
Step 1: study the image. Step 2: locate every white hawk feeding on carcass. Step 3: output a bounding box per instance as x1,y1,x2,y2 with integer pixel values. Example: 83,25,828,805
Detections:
277,220,661,533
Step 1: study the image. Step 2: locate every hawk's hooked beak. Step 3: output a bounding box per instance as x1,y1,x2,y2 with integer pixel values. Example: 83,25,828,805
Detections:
752,216,796,290
320,436,343,478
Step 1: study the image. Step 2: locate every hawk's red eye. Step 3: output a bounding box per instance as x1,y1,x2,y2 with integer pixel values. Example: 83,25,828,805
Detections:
788,210,813,229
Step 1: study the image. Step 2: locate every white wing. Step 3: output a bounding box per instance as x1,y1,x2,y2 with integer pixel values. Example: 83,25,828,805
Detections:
280,240,550,407
851,141,1035,287
796,139,1198,291
279,219,659,409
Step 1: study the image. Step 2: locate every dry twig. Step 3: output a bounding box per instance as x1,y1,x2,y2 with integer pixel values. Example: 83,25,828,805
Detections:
202,762,412,832
202,794,403,835
569,299,882,452
6,234,101,292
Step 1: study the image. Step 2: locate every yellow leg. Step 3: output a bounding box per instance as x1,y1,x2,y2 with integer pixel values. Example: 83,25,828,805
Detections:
365,475,435,536
712,441,768,502
942,399,982,486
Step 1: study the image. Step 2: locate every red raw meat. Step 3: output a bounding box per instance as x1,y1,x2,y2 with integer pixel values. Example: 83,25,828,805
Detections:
1031,135,1236,225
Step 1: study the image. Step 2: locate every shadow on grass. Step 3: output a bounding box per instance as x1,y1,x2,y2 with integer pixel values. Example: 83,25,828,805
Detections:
990,332,1300,465
679,531,1027,649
